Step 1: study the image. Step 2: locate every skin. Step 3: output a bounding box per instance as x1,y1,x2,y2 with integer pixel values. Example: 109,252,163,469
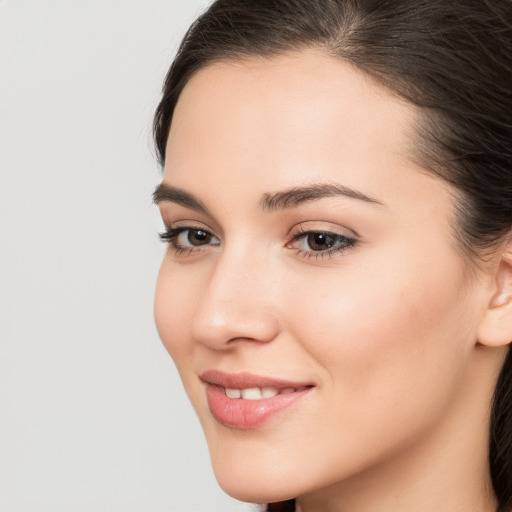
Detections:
154,50,510,512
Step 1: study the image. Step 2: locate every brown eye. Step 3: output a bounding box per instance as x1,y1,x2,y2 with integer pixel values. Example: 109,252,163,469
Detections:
288,229,357,259
306,232,337,251
160,226,220,252
187,229,211,246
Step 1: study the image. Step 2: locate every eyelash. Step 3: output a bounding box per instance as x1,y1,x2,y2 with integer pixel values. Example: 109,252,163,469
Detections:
287,225,357,260
159,226,220,256
158,225,357,260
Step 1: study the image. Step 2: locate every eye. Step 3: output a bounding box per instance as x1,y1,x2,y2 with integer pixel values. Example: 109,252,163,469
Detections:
302,232,341,251
159,226,220,254
288,229,357,259
176,229,217,247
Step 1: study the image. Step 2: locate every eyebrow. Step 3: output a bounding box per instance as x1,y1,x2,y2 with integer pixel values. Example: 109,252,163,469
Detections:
153,183,210,214
260,183,383,211
153,182,383,213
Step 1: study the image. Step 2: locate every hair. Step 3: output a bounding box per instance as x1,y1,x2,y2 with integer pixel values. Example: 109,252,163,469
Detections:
153,1,512,510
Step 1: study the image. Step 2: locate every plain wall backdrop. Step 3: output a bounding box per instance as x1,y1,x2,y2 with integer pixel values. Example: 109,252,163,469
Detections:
0,1,255,511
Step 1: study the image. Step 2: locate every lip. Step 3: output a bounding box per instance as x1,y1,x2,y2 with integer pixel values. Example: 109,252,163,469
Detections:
201,369,314,389
201,370,315,429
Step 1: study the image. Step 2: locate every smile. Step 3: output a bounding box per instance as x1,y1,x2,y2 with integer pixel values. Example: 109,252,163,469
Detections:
201,370,314,429
223,386,308,399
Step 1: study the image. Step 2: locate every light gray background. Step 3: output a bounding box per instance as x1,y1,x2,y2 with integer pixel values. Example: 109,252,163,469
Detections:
0,1,255,511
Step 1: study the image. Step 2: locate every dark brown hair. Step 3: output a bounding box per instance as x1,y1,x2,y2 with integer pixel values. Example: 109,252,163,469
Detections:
153,1,512,510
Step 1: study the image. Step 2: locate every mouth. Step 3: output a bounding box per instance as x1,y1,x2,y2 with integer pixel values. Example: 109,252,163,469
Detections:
200,370,315,429
220,385,309,399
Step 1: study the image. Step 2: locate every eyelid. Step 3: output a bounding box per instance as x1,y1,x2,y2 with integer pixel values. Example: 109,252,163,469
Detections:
160,218,219,236
158,219,358,260
287,220,358,239
157,203,222,236
158,221,221,254
160,224,219,238
285,223,359,260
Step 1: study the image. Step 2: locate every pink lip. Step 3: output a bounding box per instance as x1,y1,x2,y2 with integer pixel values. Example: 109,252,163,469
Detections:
201,370,314,429
201,369,313,389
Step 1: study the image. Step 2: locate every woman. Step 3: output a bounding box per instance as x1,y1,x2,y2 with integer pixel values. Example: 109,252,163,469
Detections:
152,1,512,511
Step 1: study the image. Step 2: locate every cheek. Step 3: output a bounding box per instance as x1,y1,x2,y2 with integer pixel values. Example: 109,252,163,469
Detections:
154,259,197,365
285,247,474,427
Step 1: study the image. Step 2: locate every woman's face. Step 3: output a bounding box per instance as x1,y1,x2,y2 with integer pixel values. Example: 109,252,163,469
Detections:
154,51,490,503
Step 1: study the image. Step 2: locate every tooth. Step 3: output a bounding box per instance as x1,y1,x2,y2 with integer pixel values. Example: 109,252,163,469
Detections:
225,388,241,399
261,387,279,398
280,388,296,394
241,388,263,400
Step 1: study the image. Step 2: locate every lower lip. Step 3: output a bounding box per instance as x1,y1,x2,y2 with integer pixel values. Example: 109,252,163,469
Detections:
205,384,312,429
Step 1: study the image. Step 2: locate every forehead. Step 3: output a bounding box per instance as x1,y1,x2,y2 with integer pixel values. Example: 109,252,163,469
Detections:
165,50,419,188
163,50,453,225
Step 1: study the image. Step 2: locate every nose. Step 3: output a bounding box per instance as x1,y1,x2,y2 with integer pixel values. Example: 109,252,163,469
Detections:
191,245,280,349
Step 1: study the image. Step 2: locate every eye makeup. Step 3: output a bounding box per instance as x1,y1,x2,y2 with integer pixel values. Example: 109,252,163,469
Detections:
159,222,358,261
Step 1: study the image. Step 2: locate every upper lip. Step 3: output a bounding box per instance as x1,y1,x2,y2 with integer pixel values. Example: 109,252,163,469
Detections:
200,369,314,389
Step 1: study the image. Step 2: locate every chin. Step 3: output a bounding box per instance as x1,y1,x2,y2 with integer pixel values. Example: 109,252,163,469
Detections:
214,470,298,505
207,438,345,506
206,437,304,504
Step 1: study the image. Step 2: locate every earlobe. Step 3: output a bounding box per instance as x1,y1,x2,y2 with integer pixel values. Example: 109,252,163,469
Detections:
477,235,512,348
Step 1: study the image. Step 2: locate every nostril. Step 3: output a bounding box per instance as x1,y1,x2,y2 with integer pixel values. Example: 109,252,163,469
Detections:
190,254,281,348
192,306,280,349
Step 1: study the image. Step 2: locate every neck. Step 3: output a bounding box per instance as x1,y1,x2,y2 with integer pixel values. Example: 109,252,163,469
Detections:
296,346,506,512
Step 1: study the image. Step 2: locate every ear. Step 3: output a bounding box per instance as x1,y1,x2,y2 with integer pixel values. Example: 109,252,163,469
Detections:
477,235,512,347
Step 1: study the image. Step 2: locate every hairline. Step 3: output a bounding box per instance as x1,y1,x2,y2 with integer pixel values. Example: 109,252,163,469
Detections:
161,47,500,271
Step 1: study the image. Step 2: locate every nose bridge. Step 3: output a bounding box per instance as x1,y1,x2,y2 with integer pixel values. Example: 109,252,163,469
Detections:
191,241,279,347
